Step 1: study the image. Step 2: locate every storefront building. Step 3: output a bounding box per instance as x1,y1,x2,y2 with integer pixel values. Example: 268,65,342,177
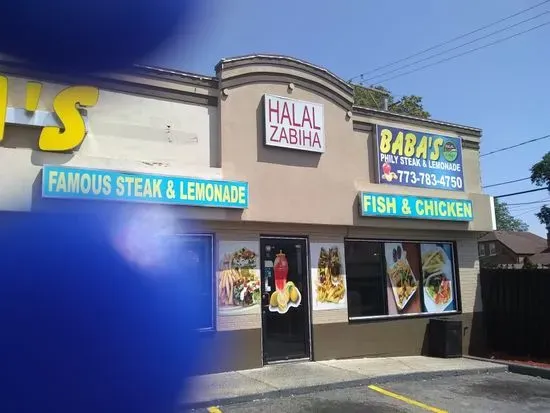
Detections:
0,55,495,374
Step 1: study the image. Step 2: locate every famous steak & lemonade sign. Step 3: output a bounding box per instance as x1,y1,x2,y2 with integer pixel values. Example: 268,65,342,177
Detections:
375,125,465,192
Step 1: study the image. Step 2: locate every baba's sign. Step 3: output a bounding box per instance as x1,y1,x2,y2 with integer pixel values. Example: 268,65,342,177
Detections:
0,76,99,152
263,94,325,153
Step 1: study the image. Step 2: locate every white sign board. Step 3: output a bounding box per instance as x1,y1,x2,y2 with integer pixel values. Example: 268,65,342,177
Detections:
264,94,325,153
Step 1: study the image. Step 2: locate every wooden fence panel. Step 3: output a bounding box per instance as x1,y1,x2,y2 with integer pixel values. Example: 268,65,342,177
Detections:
480,268,550,358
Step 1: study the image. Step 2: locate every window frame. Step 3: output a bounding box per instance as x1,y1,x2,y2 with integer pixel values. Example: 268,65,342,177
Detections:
166,232,216,332
344,237,462,323
478,243,486,257
489,242,496,256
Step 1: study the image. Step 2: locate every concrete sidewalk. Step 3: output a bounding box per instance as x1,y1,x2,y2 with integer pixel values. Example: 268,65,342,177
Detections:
182,356,506,409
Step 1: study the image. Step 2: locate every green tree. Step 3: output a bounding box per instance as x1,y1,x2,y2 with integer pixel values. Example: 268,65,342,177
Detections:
352,85,431,119
530,151,550,227
390,95,431,119
494,198,529,232
522,256,538,269
353,85,392,109
536,206,550,227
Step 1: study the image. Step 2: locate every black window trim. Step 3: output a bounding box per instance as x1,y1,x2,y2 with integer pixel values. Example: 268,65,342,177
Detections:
344,237,462,323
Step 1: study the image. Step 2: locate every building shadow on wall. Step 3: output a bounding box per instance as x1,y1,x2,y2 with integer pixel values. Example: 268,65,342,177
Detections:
2,124,75,212
255,100,321,168
458,242,486,356
4,124,79,167
208,106,221,168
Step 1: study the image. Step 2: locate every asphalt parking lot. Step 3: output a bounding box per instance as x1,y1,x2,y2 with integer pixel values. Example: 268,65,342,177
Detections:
197,371,550,412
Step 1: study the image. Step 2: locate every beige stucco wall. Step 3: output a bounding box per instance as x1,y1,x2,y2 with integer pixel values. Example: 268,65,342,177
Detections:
0,74,221,212
217,61,493,232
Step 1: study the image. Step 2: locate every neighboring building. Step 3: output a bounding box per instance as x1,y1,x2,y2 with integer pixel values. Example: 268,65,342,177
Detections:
0,54,495,374
529,224,550,268
478,231,548,268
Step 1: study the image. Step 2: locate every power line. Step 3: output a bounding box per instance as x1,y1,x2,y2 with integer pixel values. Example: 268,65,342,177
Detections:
495,187,549,198
371,21,550,85
516,206,544,217
363,11,549,83
507,198,550,206
350,0,550,81
480,133,550,157
483,177,531,188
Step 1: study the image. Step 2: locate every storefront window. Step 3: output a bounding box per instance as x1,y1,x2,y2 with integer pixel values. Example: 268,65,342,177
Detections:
165,234,215,330
345,239,458,320
345,241,386,317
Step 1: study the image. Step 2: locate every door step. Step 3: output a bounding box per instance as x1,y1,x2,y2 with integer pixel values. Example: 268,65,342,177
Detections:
265,357,310,366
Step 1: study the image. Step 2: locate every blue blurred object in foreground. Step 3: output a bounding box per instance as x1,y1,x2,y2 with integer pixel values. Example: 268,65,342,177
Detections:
0,0,200,74
0,212,199,413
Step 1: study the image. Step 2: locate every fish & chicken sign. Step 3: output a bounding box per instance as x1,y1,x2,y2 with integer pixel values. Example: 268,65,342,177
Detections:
376,125,464,192
264,94,325,153
360,192,473,222
42,165,249,209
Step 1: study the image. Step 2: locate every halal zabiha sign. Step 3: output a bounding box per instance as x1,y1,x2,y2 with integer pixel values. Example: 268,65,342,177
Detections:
375,125,465,192
264,94,325,153
0,75,99,152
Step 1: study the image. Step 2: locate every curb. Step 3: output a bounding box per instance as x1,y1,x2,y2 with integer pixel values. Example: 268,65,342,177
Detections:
465,355,550,380
508,363,550,380
182,366,507,410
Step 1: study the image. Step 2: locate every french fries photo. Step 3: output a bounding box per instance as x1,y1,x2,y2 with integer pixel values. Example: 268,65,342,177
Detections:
316,246,346,304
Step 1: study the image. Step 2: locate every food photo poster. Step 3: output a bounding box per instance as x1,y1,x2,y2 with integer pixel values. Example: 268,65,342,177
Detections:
384,242,457,315
217,240,261,316
384,243,421,315
421,243,456,313
310,242,347,311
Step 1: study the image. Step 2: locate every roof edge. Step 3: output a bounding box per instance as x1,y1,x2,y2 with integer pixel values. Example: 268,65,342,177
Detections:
0,56,219,88
352,105,482,138
216,54,354,94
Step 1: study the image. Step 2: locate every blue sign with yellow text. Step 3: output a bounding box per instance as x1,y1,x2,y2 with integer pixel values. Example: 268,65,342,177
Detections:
376,125,465,192
360,192,473,221
42,165,249,209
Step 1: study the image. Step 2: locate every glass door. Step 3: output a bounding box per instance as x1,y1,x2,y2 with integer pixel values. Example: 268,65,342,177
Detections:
260,237,310,363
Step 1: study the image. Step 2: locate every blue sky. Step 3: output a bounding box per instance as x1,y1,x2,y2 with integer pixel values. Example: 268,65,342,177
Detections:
150,0,550,237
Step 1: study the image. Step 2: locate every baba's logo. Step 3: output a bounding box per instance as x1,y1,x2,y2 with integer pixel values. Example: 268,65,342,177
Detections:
381,162,398,182
442,141,458,162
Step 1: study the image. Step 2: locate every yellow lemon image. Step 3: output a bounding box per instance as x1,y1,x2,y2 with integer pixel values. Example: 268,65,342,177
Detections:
289,286,299,303
277,289,289,311
269,291,279,308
